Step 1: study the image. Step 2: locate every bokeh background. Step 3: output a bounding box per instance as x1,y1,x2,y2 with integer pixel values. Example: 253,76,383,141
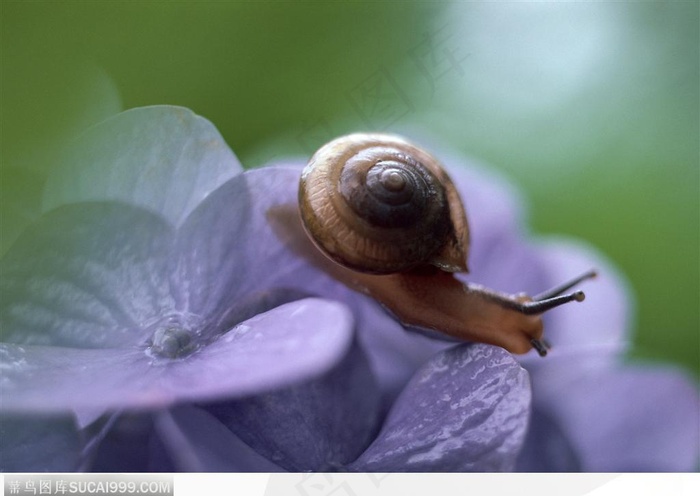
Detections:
2,1,698,377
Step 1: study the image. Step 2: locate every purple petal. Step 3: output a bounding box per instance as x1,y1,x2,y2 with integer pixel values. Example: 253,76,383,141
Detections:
441,155,548,296
350,344,531,472
1,298,354,413
350,295,451,410
0,414,83,471
517,239,634,400
515,407,581,471
205,340,380,472
0,344,160,413
438,152,528,242
529,238,632,359
152,405,284,472
174,166,334,319
1,203,175,348
532,364,700,471
43,106,242,227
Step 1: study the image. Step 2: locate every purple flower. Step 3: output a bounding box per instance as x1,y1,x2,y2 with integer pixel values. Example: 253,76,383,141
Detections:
1,106,697,472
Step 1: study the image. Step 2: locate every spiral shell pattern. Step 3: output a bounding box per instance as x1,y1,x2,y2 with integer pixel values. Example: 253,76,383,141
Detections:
299,133,470,274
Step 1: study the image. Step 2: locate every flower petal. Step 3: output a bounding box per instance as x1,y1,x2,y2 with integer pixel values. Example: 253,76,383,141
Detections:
0,414,84,472
350,295,451,411
515,407,581,472
43,106,241,227
173,166,331,320
179,297,355,403
152,405,284,472
517,239,634,391
441,155,548,296
1,298,355,413
350,344,531,472
0,344,158,413
205,339,380,471
530,238,632,358
533,364,700,471
1,203,175,348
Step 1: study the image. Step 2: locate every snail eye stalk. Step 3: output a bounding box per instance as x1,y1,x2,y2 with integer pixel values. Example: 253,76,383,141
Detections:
530,339,549,357
534,269,598,301
480,270,597,357
527,270,597,357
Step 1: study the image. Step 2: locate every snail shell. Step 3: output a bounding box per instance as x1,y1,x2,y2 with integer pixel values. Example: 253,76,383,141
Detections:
298,133,470,275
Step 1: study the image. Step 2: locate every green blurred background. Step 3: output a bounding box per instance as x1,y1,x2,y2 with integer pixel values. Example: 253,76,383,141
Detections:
2,1,698,376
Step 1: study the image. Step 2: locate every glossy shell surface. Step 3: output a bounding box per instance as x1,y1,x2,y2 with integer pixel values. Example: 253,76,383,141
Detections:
299,133,470,274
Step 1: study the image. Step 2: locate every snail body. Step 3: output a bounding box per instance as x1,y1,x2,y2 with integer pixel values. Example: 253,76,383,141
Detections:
297,133,594,356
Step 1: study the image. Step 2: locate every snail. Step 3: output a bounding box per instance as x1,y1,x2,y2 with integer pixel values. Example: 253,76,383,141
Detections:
298,133,595,356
